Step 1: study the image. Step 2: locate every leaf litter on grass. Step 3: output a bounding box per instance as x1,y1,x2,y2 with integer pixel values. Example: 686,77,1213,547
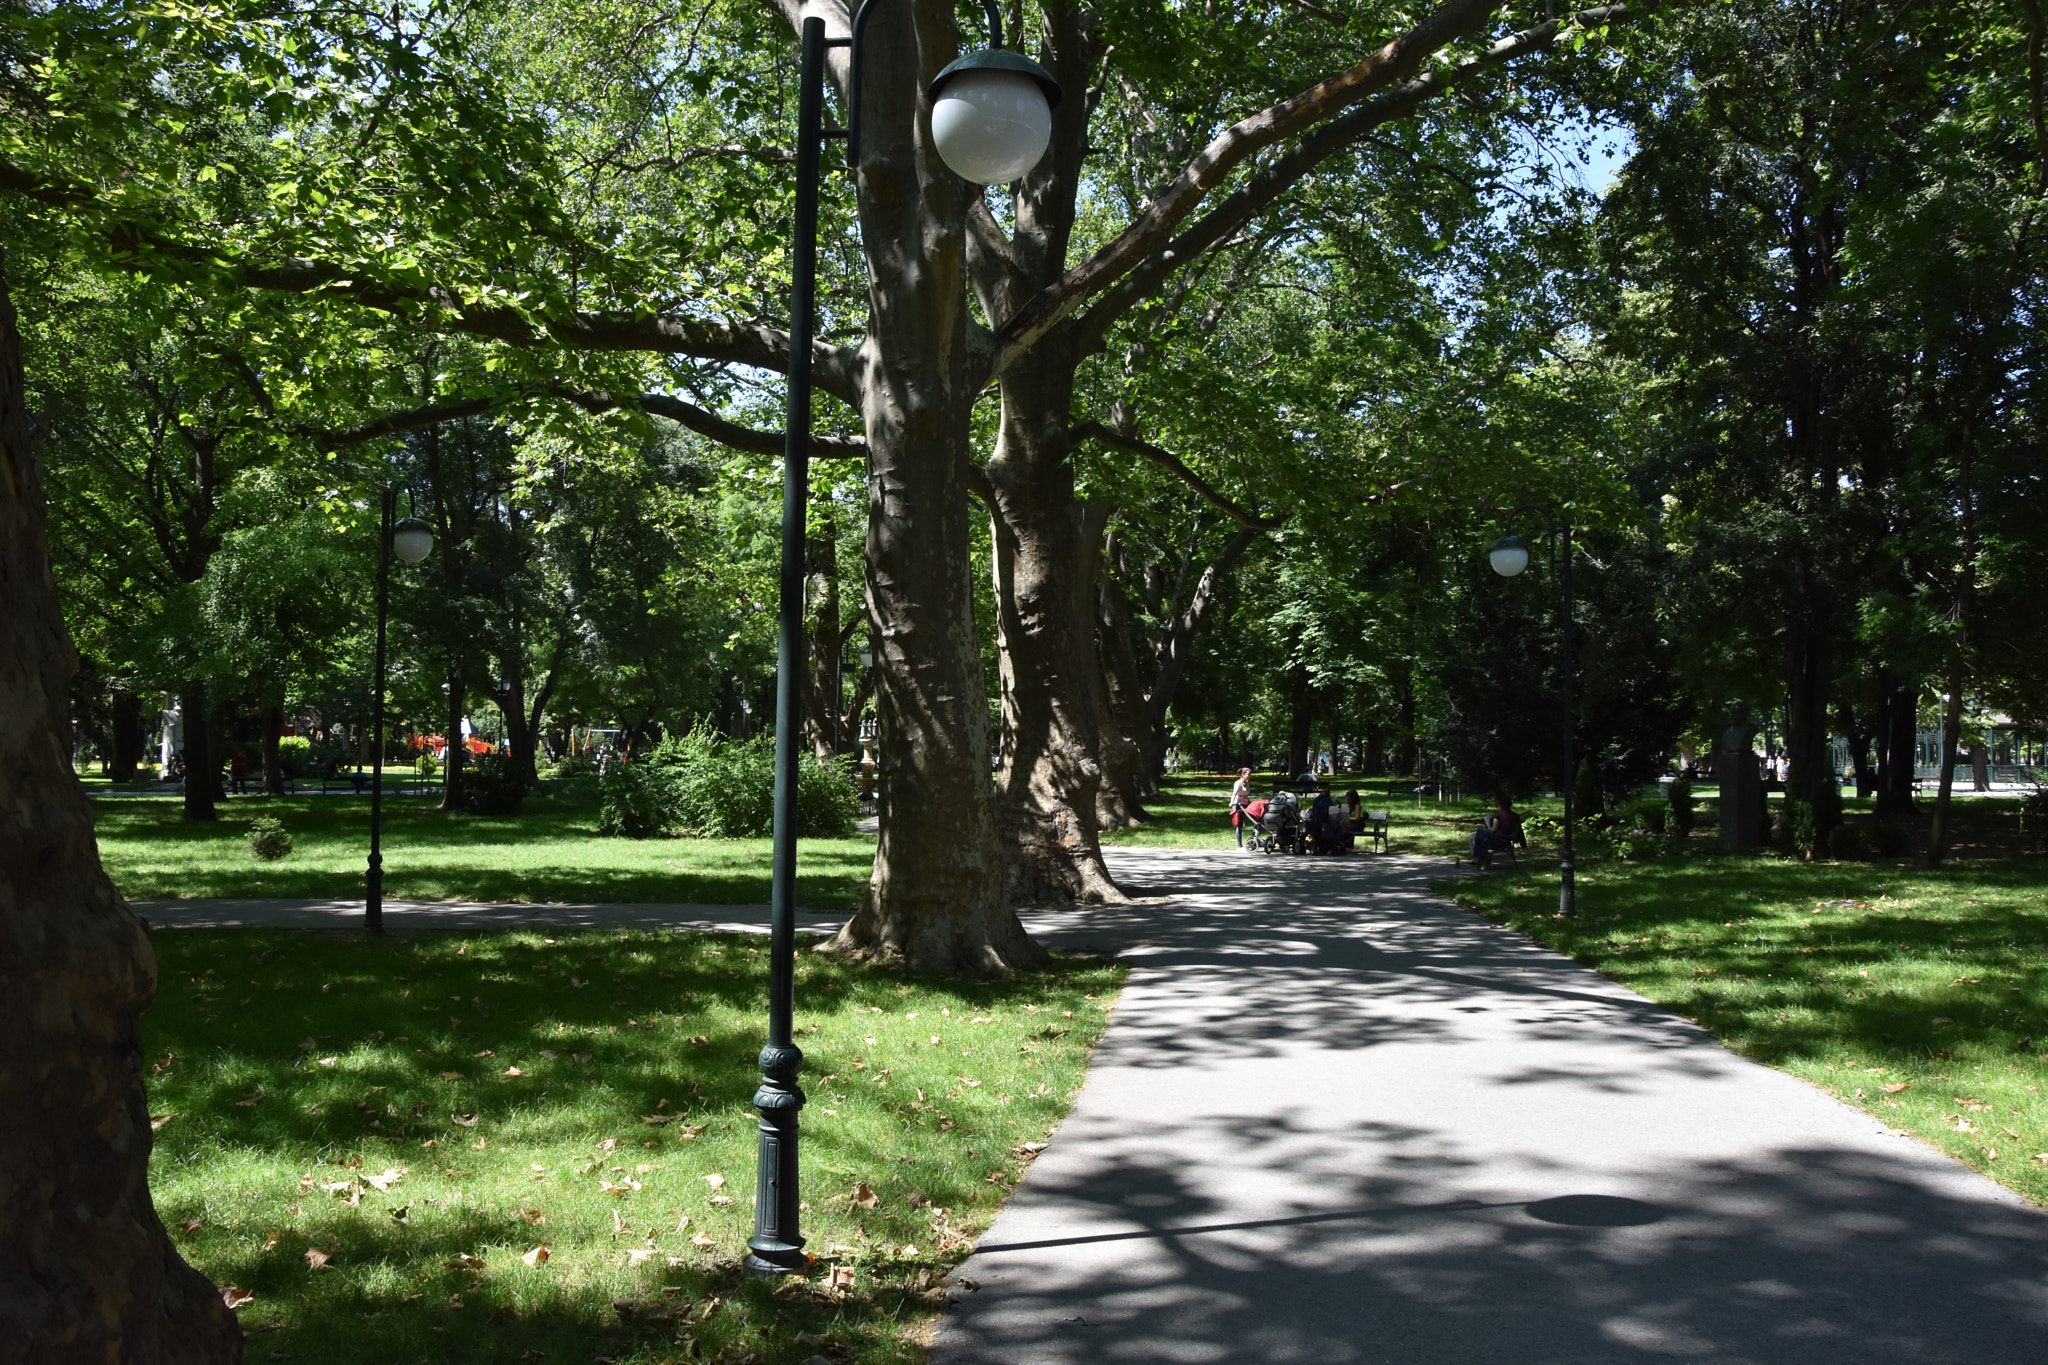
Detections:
146,925,1122,1363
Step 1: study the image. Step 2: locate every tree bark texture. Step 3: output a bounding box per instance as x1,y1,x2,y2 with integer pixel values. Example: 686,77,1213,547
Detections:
1874,674,1918,824
440,663,467,812
0,252,244,1363
110,691,143,784
259,702,284,797
825,0,1040,972
985,351,1128,907
177,682,216,821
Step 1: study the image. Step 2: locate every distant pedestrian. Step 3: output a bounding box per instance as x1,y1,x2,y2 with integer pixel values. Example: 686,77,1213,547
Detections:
229,751,248,794
1230,768,1253,849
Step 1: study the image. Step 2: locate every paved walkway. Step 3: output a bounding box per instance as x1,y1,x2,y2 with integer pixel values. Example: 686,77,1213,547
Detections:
935,847,2048,1365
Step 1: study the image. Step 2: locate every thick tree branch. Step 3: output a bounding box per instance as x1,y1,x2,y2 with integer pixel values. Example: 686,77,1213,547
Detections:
1063,3,1639,368
986,0,1504,372
312,388,865,458
1071,421,1284,531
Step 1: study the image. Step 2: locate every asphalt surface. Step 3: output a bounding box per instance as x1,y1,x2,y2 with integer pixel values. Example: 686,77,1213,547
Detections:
932,847,2048,1365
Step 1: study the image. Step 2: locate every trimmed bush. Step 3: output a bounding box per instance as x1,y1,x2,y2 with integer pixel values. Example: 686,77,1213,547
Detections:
1635,800,1668,835
460,752,530,815
277,735,314,777
598,763,679,838
247,817,293,861
1667,776,1696,837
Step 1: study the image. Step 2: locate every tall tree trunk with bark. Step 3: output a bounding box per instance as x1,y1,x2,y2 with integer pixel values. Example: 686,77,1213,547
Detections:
260,701,285,797
440,662,468,812
178,682,216,821
0,251,244,1362
984,373,1127,905
1782,609,1839,847
1873,673,1918,824
1285,664,1313,777
825,0,1039,970
111,689,144,783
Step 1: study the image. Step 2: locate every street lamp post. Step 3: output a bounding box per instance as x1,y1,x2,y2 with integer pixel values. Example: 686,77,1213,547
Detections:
366,492,433,936
746,0,1060,1278
1487,508,1576,918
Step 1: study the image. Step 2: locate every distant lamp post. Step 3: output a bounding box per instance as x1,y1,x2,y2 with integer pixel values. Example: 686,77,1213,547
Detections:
367,501,432,935
1487,512,1576,917
745,0,1062,1280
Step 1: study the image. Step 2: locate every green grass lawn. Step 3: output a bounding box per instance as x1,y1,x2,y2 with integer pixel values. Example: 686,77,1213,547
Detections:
146,927,1123,1363
93,795,876,908
1445,843,2048,1206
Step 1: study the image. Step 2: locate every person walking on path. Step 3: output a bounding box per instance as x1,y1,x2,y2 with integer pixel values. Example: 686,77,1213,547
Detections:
1229,768,1253,849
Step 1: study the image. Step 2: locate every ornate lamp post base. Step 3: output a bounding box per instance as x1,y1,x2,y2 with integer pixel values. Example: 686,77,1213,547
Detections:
743,1042,808,1277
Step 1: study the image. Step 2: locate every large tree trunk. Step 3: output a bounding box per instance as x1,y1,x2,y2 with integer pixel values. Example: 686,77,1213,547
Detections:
178,682,216,822
440,662,468,812
826,0,1036,972
985,348,1128,907
1782,612,1839,845
110,689,144,783
259,701,285,797
1284,664,1313,778
802,521,844,759
1873,673,1917,824
0,249,244,1362
1925,662,1966,866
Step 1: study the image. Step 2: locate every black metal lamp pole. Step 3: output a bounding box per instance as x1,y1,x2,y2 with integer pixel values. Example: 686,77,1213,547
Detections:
1489,507,1577,917
747,0,1057,1278
367,491,396,936
367,496,432,937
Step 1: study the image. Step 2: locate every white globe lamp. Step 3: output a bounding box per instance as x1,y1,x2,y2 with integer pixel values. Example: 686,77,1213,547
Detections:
1488,535,1531,578
928,50,1061,184
391,518,435,564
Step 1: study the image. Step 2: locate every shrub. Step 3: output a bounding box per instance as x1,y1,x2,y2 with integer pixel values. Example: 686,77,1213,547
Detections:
1827,823,1878,860
2022,785,2048,853
599,732,862,839
1667,776,1696,837
277,735,314,777
550,752,602,802
460,752,530,815
416,751,439,778
306,739,350,778
1782,797,1818,859
247,817,293,861
598,763,681,838
1635,800,1668,835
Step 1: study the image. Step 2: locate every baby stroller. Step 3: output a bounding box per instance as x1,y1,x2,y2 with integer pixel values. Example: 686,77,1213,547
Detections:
1258,790,1304,854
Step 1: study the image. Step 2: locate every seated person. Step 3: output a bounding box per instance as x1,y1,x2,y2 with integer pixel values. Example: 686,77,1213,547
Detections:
1469,796,1527,868
1343,789,1364,833
1306,790,1352,854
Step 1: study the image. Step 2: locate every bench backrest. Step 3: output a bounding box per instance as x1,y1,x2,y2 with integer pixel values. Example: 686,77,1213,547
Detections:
1365,811,1389,824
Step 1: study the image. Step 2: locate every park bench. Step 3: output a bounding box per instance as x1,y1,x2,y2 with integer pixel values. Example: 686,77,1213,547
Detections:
1360,810,1390,853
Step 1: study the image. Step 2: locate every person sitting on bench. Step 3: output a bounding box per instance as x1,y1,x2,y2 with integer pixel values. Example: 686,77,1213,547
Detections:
1469,795,1527,868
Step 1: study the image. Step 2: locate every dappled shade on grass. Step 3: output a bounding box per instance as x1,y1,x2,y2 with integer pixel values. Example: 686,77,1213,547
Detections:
146,927,1122,1363
94,795,875,907
1448,849,2048,1207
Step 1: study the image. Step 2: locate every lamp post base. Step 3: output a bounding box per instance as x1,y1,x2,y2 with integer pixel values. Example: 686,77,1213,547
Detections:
744,1042,807,1278
1559,857,1577,917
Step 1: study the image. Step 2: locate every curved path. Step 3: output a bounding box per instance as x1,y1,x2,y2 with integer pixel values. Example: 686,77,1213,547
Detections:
933,847,2048,1365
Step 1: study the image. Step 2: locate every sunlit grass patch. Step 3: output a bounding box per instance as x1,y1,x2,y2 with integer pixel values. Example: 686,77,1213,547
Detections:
1446,853,2048,1207
146,928,1123,1362
93,795,874,908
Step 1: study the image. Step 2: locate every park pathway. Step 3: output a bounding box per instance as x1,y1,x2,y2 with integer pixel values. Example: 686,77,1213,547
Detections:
933,847,2048,1365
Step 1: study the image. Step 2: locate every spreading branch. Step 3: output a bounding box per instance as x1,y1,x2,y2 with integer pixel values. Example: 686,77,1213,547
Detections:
1070,421,1285,531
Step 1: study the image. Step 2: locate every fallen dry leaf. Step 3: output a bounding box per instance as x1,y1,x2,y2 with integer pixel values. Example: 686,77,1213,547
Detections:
303,1249,332,1271
675,1123,707,1140
599,1180,643,1196
502,1067,523,1078
521,1246,550,1266
850,1182,879,1209
218,1285,254,1310
691,1232,717,1248
1880,1082,1911,1094
520,1209,545,1225
625,1249,656,1266
150,1113,177,1131
451,1114,478,1127
179,1217,203,1234
599,1138,618,1152
442,1254,486,1271
827,1265,856,1291
689,1034,710,1045
439,1072,462,1081
363,1168,408,1192
703,1173,725,1190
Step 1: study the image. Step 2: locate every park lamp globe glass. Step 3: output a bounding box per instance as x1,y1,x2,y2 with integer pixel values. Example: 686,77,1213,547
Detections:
1488,535,1531,578
391,518,435,564
928,50,1060,184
